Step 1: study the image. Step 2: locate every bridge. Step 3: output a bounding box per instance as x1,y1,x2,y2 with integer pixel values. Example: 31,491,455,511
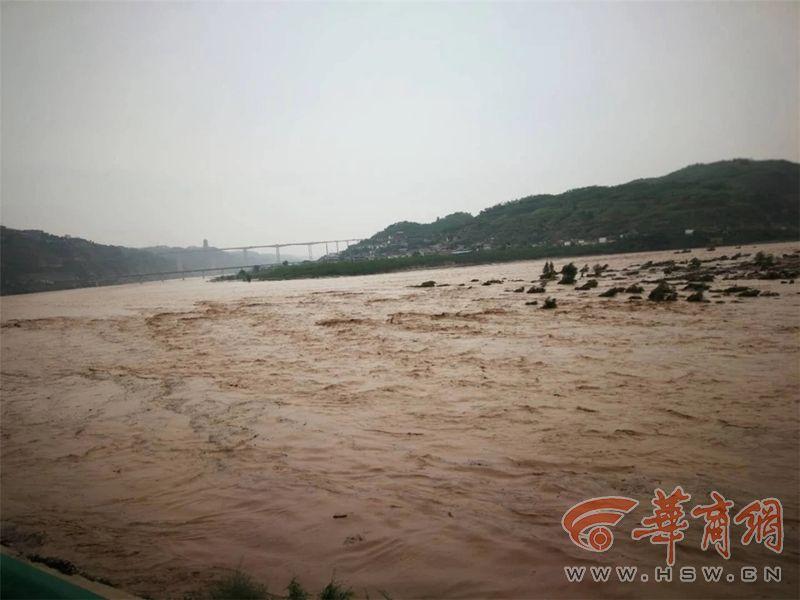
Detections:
89,237,367,285
154,238,363,263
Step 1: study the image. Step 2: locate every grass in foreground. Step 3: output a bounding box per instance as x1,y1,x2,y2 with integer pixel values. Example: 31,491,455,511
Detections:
208,571,268,600
205,572,355,600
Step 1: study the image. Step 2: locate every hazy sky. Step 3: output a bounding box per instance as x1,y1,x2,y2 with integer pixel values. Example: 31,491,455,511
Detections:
2,1,798,248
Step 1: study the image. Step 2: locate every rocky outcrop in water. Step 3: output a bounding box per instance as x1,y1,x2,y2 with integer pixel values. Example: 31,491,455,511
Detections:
648,281,678,302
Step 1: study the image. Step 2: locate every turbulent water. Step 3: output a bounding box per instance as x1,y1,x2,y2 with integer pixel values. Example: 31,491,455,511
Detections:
1,243,798,598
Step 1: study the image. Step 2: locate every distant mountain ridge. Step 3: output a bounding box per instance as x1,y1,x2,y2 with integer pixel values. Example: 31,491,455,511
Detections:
344,159,799,258
2,158,798,295
0,228,288,295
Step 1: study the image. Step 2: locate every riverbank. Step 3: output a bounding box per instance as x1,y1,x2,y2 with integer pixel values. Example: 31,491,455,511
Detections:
216,234,798,284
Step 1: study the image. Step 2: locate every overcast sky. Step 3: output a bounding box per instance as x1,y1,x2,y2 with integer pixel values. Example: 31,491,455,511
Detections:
2,1,798,248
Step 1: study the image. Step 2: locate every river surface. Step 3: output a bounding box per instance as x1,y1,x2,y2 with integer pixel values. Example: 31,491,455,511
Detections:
1,243,798,598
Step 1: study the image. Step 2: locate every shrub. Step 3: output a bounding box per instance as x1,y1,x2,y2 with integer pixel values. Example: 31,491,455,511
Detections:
318,579,354,600
287,577,310,600
540,261,557,280
559,263,578,284
208,571,268,600
754,251,775,267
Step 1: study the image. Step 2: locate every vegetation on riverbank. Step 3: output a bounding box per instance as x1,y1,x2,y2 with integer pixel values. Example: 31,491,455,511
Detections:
203,570,380,600
216,229,795,283
342,159,799,259
4,159,798,293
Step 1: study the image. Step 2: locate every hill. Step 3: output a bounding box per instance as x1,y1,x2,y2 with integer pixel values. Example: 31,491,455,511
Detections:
4,159,798,294
344,159,799,258
0,228,284,295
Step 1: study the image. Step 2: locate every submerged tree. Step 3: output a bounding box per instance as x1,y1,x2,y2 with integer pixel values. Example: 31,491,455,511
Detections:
540,261,557,280
754,251,775,268
559,262,578,284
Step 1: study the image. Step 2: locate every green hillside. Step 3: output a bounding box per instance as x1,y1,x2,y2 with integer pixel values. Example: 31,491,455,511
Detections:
0,228,277,295
3,159,798,294
0,228,172,295
345,159,799,258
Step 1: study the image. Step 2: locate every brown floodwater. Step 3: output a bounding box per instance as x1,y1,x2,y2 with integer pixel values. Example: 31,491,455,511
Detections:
1,243,798,599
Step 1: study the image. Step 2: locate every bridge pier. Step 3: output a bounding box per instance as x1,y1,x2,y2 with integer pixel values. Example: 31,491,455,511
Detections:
307,244,313,260
275,246,281,264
